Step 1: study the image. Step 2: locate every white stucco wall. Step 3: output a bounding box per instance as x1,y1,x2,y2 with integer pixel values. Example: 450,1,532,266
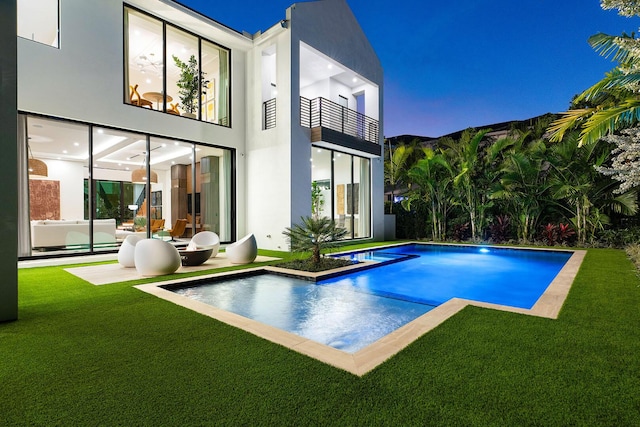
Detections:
289,0,385,243
245,25,294,251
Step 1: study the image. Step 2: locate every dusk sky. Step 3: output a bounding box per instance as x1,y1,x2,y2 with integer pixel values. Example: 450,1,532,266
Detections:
178,0,635,138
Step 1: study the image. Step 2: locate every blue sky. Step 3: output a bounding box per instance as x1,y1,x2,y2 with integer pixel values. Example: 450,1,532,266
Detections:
178,0,635,138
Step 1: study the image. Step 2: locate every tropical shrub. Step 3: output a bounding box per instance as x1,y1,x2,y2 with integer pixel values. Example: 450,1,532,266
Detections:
282,216,348,265
487,214,512,243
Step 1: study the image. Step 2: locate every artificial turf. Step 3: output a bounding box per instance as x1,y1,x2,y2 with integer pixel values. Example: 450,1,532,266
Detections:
2,247,639,425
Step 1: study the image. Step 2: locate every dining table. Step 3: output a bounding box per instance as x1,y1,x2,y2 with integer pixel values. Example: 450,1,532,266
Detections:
143,92,173,110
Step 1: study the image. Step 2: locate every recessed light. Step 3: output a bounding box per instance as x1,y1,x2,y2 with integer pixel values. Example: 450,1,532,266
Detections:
73,142,79,146
62,150,67,154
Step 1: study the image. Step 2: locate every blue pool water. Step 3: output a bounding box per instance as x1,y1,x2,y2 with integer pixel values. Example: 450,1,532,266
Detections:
169,244,572,353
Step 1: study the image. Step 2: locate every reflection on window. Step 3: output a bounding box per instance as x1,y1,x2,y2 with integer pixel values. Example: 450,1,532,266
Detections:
124,7,231,126
17,0,59,48
311,147,371,239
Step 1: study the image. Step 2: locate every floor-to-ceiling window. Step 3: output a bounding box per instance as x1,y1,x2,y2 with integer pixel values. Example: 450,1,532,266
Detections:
18,114,235,258
311,146,371,239
19,116,91,256
124,6,231,125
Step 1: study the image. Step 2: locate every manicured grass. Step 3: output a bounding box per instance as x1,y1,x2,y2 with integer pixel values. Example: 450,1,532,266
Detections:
2,246,640,425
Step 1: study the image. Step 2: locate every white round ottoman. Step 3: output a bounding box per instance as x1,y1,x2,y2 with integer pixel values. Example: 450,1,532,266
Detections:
117,234,143,268
190,231,220,257
134,239,181,276
226,233,258,264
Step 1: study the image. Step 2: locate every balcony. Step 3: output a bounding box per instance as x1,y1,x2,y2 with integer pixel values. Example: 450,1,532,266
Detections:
300,97,381,156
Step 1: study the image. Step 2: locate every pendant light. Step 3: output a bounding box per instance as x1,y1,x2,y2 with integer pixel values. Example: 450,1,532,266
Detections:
27,143,48,178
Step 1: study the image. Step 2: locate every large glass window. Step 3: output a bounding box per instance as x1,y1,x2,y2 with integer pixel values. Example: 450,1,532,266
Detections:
124,7,231,125
18,114,235,258
125,9,163,109
167,26,199,117
202,40,230,125
311,147,371,239
17,0,59,48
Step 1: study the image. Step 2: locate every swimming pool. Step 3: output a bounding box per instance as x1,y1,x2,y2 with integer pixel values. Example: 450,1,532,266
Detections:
163,243,574,354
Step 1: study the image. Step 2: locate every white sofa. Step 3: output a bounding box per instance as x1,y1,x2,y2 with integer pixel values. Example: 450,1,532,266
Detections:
30,219,117,249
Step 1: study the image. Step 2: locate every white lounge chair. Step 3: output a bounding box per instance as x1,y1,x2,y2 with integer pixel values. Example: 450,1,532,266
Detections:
225,233,257,264
117,234,143,268
134,238,181,276
190,231,220,258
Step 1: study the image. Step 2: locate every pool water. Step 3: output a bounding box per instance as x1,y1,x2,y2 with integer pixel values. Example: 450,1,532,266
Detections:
174,273,433,353
169,244,572,353
332,244,572,309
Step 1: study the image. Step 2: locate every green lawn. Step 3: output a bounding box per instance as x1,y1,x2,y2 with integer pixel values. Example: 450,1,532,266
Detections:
2,246,640,426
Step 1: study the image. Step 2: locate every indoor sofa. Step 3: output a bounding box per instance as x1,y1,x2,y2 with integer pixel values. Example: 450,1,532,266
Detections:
30,219,117,249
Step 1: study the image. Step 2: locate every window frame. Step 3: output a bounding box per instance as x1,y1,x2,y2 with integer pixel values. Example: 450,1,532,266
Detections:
123,5,232,127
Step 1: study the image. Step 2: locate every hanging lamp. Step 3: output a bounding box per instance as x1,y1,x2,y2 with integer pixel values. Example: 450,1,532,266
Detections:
27,144,48,178
131,166,158,183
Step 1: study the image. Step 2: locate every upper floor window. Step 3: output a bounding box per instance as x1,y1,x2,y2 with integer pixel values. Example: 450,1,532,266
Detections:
124,7,230,127
17,0,59,48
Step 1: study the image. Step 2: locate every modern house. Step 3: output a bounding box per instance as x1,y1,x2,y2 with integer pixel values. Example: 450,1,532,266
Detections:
15,0,384,260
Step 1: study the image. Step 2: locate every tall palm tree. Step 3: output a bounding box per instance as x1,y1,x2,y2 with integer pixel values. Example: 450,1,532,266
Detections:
403,148,453,241
444,129,490,241
490,140,550,242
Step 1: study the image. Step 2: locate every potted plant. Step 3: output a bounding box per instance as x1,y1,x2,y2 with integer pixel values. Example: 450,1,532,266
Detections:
172,54,209,118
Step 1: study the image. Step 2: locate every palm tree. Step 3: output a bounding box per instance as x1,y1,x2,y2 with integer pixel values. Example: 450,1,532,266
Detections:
443,129,491,241
490,139,550,242
384,142,414,213
403,148,453,241
547,134,638,244
548,32,640,145
282,216,348,266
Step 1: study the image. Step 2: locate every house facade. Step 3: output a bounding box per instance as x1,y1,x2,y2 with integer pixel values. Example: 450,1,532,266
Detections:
15,0,384,259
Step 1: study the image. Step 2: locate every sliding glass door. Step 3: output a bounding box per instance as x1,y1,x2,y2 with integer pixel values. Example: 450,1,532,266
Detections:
18,114,235,258
311,146,371,239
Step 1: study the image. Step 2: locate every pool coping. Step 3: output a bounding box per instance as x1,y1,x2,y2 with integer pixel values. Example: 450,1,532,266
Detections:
135,243,586,376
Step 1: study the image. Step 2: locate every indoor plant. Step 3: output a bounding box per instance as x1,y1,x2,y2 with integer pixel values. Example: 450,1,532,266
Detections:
172,54,209,118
